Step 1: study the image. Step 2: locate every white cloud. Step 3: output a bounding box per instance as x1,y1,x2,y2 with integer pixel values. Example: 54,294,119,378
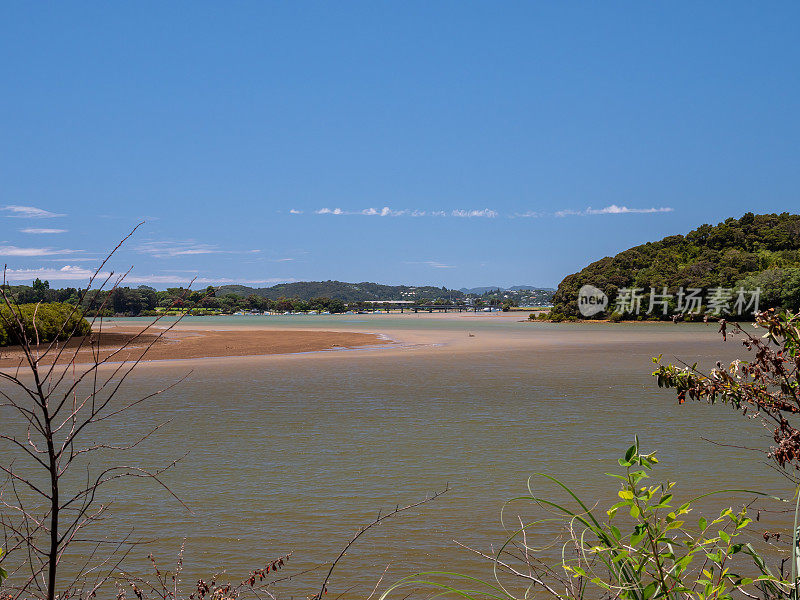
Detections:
2,266,99,281
289,209,303,214
556,205,674,217
136,241,260,258
511,211,542,218
2,205,66,218
360,206,413,216
0,245,81,257
2,265,298,286
313,207,498,218
40,257,98,262
451,209,497,218
587,204,674,215
20,228,68,234
122,275,296,285
404,260,455,269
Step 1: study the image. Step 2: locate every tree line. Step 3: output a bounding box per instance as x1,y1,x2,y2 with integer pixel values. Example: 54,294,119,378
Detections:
2,280,542,317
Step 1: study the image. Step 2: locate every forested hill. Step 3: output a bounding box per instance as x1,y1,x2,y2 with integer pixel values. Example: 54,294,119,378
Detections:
550,212,800,320
217,281,461,302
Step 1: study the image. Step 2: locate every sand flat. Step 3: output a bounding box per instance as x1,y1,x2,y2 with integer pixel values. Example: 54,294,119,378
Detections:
0,326,388,367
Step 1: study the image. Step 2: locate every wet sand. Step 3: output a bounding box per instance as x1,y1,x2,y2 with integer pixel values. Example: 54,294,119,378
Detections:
0,327,388,367
0,312,731,371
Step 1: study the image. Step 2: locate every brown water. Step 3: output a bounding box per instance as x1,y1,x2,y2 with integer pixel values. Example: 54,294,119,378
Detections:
0,315,790,598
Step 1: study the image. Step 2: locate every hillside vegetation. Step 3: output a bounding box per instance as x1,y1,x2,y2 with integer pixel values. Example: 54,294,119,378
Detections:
217,281,454,302
550,212,800,320
218,281,554,305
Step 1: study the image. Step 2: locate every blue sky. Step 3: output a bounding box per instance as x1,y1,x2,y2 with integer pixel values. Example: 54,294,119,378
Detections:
1,2,798,289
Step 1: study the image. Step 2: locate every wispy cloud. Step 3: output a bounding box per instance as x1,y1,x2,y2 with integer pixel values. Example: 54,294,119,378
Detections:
41,257,98,262
0,245,81,257
289,209,303,214
404,260,455,269
1,265,297,286
361,207,409,216
135,241,261,259
20,228,68,234
451,209,497,218
2,205,66,218
121,275,296,285
555,205,674,217
1,266,98,281
511,211,543,218
313,206,497,218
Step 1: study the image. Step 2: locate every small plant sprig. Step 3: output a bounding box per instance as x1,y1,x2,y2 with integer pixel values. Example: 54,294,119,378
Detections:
567,439,779,600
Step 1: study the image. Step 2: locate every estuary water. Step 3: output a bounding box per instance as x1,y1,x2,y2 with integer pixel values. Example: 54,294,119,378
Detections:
0,314,788,597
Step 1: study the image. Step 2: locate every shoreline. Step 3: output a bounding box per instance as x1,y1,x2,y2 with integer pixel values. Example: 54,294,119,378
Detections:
0,327,389,368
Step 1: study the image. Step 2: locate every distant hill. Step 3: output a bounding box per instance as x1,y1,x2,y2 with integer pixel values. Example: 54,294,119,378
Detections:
551,212,800,319
509,285,555,291
217,280,461,302
459,285,555,294
217,281,556,303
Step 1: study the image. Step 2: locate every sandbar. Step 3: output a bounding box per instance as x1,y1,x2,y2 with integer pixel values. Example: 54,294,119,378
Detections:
0,327,388,367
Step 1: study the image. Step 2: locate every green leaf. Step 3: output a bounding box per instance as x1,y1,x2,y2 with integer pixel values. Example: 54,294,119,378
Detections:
643,582,658,599
625,444,637,462
656,493,673,507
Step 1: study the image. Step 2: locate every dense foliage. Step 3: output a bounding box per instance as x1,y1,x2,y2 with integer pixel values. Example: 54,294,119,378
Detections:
217,280,458,302
219,281,554,306
0,302,91,346
550,213,800,320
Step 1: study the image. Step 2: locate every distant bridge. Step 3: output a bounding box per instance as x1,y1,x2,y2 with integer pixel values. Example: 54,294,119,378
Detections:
361,301,495,313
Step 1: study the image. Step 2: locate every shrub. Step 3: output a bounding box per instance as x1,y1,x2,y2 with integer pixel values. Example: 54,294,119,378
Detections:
0,302,91,347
